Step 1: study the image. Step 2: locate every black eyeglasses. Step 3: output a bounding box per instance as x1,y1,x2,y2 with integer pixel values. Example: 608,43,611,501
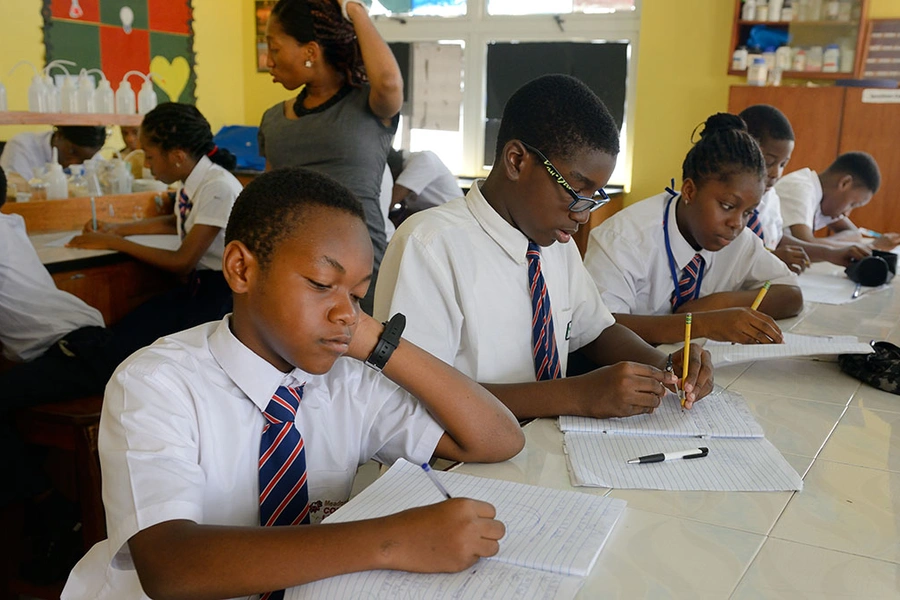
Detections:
521,142,610,213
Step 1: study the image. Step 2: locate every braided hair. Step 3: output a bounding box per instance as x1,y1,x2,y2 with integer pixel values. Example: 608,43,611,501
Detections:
271,0,367,86
140,103,237,171
682,113,765,187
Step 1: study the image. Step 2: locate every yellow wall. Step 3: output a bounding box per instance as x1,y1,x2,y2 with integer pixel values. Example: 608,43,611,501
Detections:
242,2,295,127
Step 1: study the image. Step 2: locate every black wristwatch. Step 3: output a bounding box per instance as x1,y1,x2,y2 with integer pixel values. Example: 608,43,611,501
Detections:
365,313,406,372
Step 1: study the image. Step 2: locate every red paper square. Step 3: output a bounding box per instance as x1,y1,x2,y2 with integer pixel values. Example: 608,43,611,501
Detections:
147,0,191,35
99,25,151,87
51,0,100,22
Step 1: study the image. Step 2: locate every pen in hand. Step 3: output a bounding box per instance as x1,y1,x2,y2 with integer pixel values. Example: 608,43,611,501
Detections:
750,281,770,311
627,447,709,464
421,463,452,499
680,314,691,409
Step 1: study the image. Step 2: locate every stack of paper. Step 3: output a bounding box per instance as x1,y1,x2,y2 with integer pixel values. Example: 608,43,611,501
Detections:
288,459,626,600
797,269,888,305
704,332,873,367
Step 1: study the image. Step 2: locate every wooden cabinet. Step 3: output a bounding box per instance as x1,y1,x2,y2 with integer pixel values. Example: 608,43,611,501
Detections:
729,0,869,79
728,84,900,234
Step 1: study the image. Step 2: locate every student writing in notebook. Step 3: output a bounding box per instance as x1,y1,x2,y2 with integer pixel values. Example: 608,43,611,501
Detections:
775,151,900,265
374,74,713,419
584,113,803,345
62,168,523,600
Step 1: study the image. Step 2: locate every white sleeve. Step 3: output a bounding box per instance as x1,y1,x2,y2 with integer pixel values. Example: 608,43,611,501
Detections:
733,234,798,289
0,136,39,181
775,174,814,229
583,226,644,315
395,152,442,195
189,179,238,229
374,229,465,367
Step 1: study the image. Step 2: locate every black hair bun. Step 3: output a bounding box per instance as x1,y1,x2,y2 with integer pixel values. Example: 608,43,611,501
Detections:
700,113,747,138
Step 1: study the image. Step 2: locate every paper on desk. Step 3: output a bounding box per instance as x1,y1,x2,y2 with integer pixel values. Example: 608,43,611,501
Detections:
797,269,887,305
559,386,764,439
564,434,803,491
41,233,181,251
704,332,874,367
43,232,77,247
288,458,626,600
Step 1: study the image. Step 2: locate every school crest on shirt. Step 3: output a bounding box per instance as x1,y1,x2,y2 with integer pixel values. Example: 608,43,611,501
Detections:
308,499,347,524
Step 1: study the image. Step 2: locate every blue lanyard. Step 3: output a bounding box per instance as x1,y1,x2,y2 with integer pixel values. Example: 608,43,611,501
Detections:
663,186,704,311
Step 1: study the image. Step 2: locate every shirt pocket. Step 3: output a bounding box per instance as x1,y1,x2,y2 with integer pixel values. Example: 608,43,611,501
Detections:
307,467,355,524
554,307,574,356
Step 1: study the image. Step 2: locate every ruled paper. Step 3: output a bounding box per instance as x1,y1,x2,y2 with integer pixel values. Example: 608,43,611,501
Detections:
559,386,764,438
705,332,874,367
564,434,803,492
797,269,887,304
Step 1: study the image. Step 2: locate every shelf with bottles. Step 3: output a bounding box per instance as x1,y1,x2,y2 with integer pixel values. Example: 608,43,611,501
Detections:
729,0,869,80
0,111,142,127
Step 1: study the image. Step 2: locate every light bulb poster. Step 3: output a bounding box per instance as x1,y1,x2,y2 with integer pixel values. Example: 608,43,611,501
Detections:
42,0,196,104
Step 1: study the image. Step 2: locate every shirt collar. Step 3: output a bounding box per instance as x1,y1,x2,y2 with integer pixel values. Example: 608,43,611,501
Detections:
208,316,311,413
181,155,213,200
465,179,531,265
810,169,823,203
666,193,713,269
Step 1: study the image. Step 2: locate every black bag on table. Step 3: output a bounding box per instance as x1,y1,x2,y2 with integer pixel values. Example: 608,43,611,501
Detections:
839,341,900,395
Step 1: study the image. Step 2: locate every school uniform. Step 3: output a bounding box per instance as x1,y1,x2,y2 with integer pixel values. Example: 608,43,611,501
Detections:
395,150,464,213
0,131,53,180
373,180,614,384
584,191,795,316
775,167,839,232
756,187,784,250
0,212,104,362
62,316,444,600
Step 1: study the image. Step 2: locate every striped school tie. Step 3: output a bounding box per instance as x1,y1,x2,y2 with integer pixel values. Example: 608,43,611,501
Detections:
259,385,310,600
177,187,192,239
671,253,706,312
527,241,561,381
746,208,764,243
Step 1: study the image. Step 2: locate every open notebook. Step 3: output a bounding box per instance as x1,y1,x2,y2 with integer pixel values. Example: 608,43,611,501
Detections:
705,332,873,367
559,385,764,438
287,459,627,600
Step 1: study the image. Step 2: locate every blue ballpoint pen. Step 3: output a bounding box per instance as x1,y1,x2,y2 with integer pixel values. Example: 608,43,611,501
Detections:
420,463,453,499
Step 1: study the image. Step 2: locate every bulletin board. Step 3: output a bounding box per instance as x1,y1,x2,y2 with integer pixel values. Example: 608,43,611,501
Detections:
42,0,196,104
256,1,277,72
860,19,900,80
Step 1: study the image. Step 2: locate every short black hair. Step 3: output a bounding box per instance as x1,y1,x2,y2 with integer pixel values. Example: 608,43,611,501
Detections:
738,104,795,142
683,113,766,187
56,126,106,150
495,74,619,163
0,166,7,209
141,103,237,171
825,151,881,193
225,168,366,269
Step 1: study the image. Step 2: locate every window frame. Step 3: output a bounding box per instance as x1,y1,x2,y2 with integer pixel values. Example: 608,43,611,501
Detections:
371,0,640,189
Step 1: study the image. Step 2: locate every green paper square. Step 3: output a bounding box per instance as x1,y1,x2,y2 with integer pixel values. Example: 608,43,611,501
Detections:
149,32,196,103
100,0,149,30
46,21,102,73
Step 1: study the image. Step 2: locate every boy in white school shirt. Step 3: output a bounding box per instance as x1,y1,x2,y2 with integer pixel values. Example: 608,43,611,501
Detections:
374,74,714,420
62,168,523,600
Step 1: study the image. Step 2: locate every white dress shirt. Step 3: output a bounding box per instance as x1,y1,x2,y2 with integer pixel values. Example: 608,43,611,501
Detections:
62,317,444,600
0,131,53,181
0,213,104,361
584,192,796,316
757,187,784,250
374,181,614,384
176,156,243,271
775,167,838,232
395,151,464,212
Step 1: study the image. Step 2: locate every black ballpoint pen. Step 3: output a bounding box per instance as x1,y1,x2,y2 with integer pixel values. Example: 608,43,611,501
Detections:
627,447,709,464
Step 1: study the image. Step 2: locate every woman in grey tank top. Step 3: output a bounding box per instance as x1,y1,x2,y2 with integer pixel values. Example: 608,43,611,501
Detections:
258,0,401,314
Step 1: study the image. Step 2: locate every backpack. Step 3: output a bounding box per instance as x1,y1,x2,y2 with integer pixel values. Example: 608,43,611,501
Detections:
839,341,900,395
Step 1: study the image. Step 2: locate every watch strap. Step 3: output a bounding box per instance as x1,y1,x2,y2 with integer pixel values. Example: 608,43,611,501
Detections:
365,312,405,371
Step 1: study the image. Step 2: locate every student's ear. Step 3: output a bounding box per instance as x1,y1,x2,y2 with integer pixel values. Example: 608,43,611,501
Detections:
836,174,854,192
681,178,697,205
169,148,189,168
500,140,528,183
305,41,322,64
222,240,258,295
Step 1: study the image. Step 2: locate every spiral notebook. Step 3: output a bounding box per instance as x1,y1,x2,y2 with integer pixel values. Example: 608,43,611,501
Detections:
287,459,627,600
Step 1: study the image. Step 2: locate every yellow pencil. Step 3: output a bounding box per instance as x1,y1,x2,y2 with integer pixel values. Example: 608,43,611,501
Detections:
750,281,771,311
680,313,692,408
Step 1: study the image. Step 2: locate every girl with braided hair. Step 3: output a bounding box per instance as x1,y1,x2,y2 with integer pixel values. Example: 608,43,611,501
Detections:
584,112,803,345
259,0,402,314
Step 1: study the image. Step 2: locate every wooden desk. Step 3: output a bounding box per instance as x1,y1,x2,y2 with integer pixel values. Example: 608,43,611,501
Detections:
451,263,900,598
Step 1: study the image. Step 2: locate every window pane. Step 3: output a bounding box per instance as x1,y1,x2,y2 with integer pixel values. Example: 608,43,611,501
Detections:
487,0,634,16
371,0,466,17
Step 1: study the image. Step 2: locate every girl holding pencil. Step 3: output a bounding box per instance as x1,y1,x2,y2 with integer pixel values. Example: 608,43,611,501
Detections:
584,113,803,345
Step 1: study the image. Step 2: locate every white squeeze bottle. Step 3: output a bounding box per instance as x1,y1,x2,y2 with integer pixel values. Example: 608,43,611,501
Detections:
76,69,96,113
42,59,76,113
45,148,68,200
91,69,114,114
59,73,78,113
7,61,47,112
137,72,161,114
116,71,145,115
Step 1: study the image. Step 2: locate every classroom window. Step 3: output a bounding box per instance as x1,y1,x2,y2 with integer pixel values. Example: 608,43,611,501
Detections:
371,0,467,17
373,0,640,188
487,0,635,16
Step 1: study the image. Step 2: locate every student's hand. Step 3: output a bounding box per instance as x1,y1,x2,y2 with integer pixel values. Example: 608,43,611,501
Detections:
575,362,676,418
385,498,504,573
872,233,900,251
345,311,383,362
774,244,811,274
828,245,871,267
701,308,783,344
82,219,121,235
669,343,714,409
67,232,120,250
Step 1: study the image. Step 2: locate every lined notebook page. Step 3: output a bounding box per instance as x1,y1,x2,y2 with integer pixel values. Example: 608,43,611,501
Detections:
559,386,763,438
705,333,873,367
797,270,887,305
321,459,626,577
564,433,802,491
288,560,584,600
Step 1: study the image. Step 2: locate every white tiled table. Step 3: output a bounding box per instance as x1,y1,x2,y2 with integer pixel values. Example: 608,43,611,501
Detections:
453,267,900,598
